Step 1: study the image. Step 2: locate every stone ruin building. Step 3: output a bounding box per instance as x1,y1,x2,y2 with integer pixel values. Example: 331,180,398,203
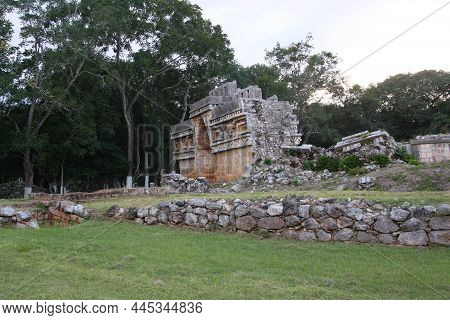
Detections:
170,81,302,182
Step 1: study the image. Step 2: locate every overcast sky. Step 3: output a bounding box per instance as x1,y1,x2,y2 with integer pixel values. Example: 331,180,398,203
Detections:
191,0,450,86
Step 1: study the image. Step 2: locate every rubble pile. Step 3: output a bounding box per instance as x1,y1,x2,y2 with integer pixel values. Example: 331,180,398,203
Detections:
160,172,208,193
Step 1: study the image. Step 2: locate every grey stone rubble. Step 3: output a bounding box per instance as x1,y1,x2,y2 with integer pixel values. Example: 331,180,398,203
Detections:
0,206,39,229
41,200,91,219
160,171,208,193
234,160,348,191
0,201,90,229
333,130,397,158
106,196,450,247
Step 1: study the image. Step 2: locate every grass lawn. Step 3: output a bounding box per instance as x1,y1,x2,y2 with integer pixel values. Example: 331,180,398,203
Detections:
83,190,450,212
0,221,449,299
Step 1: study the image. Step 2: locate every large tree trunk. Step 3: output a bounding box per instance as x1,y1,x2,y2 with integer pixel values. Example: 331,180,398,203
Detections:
120,85,134,189
125,115,134,188
23,148,33,199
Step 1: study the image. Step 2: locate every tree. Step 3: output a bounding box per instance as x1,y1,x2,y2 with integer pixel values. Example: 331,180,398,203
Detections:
2,0,91,197
84,0,233,187
266,34,344,140
365,70,450,140
228,63,289,100
266,34,344,107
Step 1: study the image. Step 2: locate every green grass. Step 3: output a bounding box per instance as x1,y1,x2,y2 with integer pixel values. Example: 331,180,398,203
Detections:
0,221,448,299
84,190,450,212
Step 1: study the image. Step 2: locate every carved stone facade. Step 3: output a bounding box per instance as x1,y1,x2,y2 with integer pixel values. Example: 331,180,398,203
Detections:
170,81,302,182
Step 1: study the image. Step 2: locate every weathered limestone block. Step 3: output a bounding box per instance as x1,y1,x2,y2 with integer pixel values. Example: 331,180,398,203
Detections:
398,231,428,246
316,230,332,242
267,204,284,216
302,218,320,230
345,208,363,221
285,215,302,227
337,217,353,229
428,231,450,246
258,217,285,230
185,212,198,226
326,204,345,218
412,206,437,219
234,204,249,217
321,218,338,232
334,228,353,241
187,198,207,208
400,218,427,232
356,232,378,243
298,205,311,219
218,214,230,227
429,216,450,230
378,234,396,245
310,205,326,218
373,216,399,233
236,216,257,231
298,231,317,241
390,208,410,222
249,206,267,218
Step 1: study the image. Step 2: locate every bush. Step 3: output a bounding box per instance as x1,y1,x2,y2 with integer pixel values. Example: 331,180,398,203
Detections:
339,155,362,172
396,147,421,166
264,158,273,166
347,167,369,176
291,178,300,186
369,154,391,167
315,156,341,172
303,160,315,171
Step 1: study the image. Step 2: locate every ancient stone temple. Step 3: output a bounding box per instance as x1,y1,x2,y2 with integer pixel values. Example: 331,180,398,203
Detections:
170,81,302,182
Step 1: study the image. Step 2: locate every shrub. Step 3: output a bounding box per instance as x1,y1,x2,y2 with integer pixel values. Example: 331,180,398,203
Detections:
369,154,391,167
396,147,421,166
339,155,362,172
291,178,300,186
303,160,315,171
315,156,341,172
264,158,273,166
347,167,369,176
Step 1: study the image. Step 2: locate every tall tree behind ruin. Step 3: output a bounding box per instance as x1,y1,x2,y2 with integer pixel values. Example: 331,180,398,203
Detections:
82,0,233,188
265,34,345,139
1,0,95,197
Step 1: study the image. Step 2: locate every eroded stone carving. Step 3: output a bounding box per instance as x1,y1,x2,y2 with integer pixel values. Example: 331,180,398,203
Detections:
170,81,302,182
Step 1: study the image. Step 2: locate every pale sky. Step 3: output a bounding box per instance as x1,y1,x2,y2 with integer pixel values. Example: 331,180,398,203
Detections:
191,0,450,86
8,0,449,87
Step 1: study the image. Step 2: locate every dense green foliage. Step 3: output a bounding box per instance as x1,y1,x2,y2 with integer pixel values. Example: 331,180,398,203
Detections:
0,1,448,195
339,155,363,171
396,147,421,166
315,156,341,172
369,154,391,167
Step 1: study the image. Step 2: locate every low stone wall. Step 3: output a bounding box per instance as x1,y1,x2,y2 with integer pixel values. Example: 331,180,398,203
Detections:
411,134,450,163
0,201,90,229
110,196,450,247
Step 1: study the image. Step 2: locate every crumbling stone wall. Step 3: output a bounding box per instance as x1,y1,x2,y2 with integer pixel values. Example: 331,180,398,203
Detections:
411,134,450,163
110,196,450,247
0,201,90,229
170,82,302,182
245,99,301,161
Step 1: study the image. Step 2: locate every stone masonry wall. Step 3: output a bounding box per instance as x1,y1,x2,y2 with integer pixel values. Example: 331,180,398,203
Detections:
111,196,450,247
245,99,301,161
411,135,450,163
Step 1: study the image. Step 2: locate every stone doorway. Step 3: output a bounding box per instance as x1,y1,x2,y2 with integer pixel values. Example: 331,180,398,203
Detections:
194,116,216,180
